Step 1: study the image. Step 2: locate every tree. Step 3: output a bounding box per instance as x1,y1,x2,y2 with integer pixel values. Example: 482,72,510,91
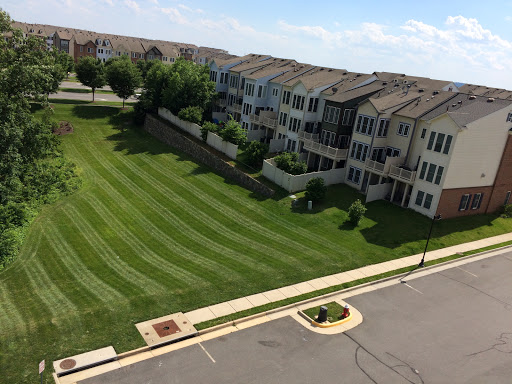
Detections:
75,56,106,101
105,56,142,108
245,141,269,166
305,178,327,202
273,152,308,175
137,59,160,81
348,199,367,226
161,57,216,114
218,116,246,145
53,49,74,77
178,106,203,124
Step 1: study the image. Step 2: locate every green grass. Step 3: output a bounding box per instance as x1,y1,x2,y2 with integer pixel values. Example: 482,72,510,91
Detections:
2,102,512,383
303,301,345,322
58,88,115,95
48,98,135,107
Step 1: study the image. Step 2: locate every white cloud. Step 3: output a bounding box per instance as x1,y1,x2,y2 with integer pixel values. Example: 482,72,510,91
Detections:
178,4,203,13
124,0,140,13
148,0,158,4
161,7,188,25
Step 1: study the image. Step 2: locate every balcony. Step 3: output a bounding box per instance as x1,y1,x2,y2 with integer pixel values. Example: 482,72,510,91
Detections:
232,103,242,113
365,156,405,176
249,113,259,124
389,165,416,184
216,99,227,107
258,111,277,128
298,131,348,160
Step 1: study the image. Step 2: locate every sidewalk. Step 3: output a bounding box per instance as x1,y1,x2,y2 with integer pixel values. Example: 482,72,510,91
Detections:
183,232,512,325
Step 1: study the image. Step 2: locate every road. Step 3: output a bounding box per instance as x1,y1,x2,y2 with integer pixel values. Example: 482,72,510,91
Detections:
51,81,140,103
79,251,512,384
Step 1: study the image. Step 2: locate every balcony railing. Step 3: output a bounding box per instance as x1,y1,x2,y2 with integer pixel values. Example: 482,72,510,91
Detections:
232,103,242,113
389,165,416,183
365,156,405,176
249,114,259,124
298,131,348,160
259,115,277,128
298,131,319,141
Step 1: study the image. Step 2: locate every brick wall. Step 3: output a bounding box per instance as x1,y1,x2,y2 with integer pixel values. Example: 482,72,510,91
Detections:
487,132,512,213
144,114,275,198
437,186,494,219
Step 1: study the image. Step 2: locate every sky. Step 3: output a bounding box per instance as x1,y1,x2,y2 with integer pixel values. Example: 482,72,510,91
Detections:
4,0,512,89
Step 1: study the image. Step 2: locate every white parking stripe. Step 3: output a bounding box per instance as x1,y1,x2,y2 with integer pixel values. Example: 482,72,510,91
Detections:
403,283,423,295
456,266,478,277
199,342,216,363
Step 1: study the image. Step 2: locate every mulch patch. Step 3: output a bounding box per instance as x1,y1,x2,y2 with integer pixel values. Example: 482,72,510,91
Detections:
54,121,74,135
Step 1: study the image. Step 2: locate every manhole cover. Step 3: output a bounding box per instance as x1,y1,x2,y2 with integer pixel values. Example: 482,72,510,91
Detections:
152,320,181,338
60,359,77,370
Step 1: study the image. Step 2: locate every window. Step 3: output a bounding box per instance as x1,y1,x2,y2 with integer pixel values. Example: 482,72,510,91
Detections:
257,85,267,98
342,109,355,126
355,115,376,135
209,70,217,82
386,147,401,158
220,73,228,84
245,83,255,97
443,135,453,154
434,166,444,185
240,77,245,90
272,88,278,97
423,193,433,209
415,191,425,206
148,54,154,60
347,166,362,184
139,53,144,59
507,112,512,122
279,112,288,127
286,139,297,152
288,117,302,132
88,47,93,53
350,141,370,162
282,90,291,105
324,106,341,124
471,193,483,210
397,122,411,137
421,128,427,139
427,131,436,150
292,94,305,110
242,103,252,115
320,130,336,146
426,164,437,183
229,75,239,88
80,46,83,52
97,48,103,54
371,147,385,162
419,162,428,179
505,191,511,205
308,97,319,112
459,194,471,211
434,133,445,152
377,119,390,137
163,56,167,61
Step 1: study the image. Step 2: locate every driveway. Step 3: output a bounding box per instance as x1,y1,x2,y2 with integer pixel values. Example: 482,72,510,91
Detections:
78,251,512,383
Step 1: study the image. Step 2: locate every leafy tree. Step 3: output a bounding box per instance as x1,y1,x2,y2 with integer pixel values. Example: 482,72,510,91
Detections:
137,59,160,81
0,9,80,269
200,121,220,141
348,199,367,226
161,57,216,114
305,177,327,202
75,56,106,101
218,117,246,146
53,49,74,77
245,141,269,166
273,152,308,175
105,56,142,108
178,106,203,124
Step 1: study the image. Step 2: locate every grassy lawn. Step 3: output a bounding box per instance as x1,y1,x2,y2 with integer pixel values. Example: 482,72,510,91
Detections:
58,87,115,95
1,103,512,383
303,301,345,322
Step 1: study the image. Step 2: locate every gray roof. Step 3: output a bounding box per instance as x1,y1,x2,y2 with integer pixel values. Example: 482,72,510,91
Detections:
394,91,457,119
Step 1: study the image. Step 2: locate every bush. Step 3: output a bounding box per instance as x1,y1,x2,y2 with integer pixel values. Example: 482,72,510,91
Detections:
178,106,203,124
219,117,246,146
200,121,219,142
504,204,512,218
348,199,367,226
273,152,308,175
305,177,327,202
245,141,269,166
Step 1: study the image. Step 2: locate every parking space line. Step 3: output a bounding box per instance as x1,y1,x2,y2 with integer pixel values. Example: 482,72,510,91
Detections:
402,283,423,295
198,342,216,363
456,266,478,277
503,256,512,262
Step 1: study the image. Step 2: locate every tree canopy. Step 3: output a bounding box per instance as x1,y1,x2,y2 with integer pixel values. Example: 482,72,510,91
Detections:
105,56,142,108
75,56,106,101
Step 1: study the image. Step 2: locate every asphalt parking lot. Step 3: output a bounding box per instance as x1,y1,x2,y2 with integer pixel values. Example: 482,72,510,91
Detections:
79,251,512,384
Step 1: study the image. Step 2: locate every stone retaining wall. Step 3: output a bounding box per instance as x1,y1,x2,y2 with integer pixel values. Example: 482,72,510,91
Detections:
144,114,274,198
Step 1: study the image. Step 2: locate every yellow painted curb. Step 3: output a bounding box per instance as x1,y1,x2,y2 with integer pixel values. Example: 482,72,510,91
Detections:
311,313,352,328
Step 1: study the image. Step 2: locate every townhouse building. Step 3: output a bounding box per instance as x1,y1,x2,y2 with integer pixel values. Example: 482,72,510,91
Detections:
74,32,97,61
95,36,113,62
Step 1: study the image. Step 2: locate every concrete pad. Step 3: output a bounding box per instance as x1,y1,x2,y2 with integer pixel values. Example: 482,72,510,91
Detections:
208,302,235,318
235,316,271,330
227,297,254,312
266,307,297,320
54,346,117,376
321,275,343,286
278,285,302,298
293,281,316,294
262,289,287,302
199,326,236,342
365,263,390,274
135,313,197,348
57,361,121,384
356,266,379,277
331,272,354,284
385,258,410,269
185,308,216,325
150,337,201,357
344,269,367,280
307,278,330,290
245,293,271,307
118,351,154,367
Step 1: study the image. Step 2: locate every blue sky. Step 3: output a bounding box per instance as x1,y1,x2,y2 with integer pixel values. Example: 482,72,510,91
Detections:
4,0,512,89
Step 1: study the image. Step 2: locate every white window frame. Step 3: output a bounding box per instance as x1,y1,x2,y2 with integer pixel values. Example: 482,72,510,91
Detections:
324,106,341,124
308,97,319,112
350,141,370,162
282,90,291,105
471,193,483,210
397,122,411,137
347,166,362,184
507,112,512,122
377,119,390,137
355,115,376,136
342,109,355,126
459,194,471,211
272,88,278,97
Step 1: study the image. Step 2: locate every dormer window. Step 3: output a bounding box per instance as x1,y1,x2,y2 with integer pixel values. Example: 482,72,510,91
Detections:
29,28,34,33
105,40,109,46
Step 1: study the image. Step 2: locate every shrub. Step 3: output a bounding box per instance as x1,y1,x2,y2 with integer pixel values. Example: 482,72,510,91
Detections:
504,204,512,218
245,141,269,166
348,199,367,226
219,117,246,146
305,177,327,202
178,106,203,124
201,121,219,142
273,152,308,175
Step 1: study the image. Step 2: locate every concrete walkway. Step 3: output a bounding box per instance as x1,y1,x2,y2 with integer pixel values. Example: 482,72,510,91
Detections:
183,232,512,325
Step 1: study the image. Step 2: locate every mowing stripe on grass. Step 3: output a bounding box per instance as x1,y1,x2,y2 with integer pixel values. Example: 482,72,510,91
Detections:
62,202,165,295
0,282,27,335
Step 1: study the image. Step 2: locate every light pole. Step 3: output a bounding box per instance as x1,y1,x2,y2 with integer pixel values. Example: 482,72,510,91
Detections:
418,214,442,268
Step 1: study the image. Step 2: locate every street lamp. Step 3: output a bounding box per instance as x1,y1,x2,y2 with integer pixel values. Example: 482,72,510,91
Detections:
418,214,442,268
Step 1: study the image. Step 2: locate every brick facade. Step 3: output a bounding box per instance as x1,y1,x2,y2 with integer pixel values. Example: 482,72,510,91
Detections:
487,131,512,213
74,41,96,62
437,186,494,219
